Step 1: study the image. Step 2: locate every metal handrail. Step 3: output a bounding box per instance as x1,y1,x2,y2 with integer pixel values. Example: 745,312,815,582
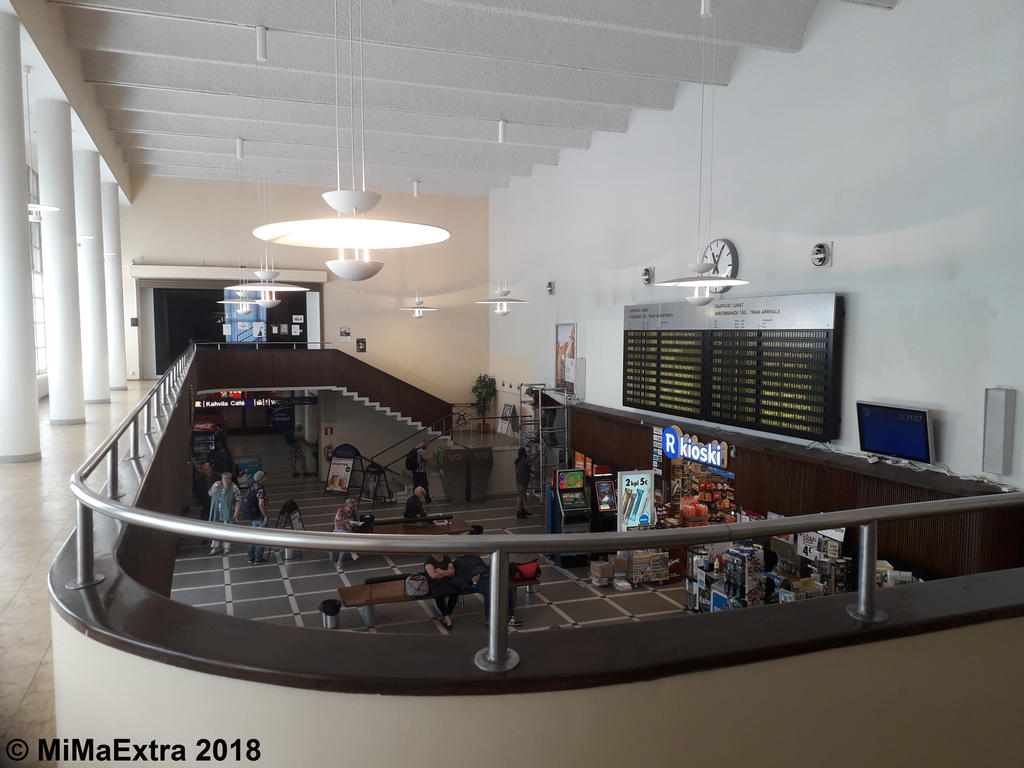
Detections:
192,340,334,349
64,344,1024,674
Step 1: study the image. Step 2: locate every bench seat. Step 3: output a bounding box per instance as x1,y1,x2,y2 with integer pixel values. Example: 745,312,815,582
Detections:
338,577,541,628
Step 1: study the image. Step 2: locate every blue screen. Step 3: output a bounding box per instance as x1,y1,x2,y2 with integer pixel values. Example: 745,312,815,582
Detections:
856,403,932,463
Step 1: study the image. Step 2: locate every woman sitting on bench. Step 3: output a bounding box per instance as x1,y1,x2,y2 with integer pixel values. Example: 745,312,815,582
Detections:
424,553,459,629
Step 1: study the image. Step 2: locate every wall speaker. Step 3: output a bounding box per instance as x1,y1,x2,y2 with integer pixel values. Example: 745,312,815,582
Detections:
982,387,1016,475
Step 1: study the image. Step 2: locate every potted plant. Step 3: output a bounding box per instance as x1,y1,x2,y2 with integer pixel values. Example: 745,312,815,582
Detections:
471,373,496,432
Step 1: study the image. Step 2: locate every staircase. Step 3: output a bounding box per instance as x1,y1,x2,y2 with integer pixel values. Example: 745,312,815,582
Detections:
333,386,453,500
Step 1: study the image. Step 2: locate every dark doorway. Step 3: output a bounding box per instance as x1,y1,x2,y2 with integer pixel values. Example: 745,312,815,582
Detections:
153,288,223,373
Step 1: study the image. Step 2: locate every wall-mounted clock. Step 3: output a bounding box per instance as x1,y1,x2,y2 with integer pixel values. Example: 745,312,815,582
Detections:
699,238,739,293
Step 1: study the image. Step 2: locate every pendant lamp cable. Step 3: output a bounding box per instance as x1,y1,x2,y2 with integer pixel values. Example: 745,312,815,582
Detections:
358,0,367,193
708,6,716,243
696,0,707,254
346,0,356,195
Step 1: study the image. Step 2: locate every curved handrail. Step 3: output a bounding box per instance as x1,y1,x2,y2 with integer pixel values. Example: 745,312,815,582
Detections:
64,344,1024,673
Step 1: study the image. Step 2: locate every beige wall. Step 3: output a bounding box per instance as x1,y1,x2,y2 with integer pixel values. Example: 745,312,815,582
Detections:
53,610,1024,766
120,176,489,401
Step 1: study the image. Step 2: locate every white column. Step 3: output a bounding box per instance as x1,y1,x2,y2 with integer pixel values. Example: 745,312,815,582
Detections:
37,99,85,424
0,13,41,461
0,13,40,462
73,150,110,402
101,181,127,390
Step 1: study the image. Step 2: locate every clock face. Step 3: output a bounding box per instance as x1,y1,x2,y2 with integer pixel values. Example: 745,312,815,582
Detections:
700,238,739,294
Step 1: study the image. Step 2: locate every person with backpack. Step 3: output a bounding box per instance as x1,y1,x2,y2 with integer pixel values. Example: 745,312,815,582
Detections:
241,471,269,563
406,440,432,504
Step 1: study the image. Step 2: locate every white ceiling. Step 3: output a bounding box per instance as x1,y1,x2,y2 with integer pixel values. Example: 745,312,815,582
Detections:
38,0,899,198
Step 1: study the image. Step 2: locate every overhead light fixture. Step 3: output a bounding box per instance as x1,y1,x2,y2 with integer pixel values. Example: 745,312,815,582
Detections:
224,281,308,293
325,248,384,281
218,299,255,316
656,0,750,300
254,218,450,250
476,282,528,316
398,293,438,319
252,0,449,259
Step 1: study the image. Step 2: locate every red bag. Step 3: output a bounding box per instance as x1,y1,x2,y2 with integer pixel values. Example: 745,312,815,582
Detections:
510,560,540,581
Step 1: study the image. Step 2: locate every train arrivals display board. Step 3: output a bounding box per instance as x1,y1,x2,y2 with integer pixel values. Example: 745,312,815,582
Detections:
623,294,842,441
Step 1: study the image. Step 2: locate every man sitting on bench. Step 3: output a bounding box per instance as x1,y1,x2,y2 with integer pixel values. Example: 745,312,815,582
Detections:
404,487,428,521
453,555,524,628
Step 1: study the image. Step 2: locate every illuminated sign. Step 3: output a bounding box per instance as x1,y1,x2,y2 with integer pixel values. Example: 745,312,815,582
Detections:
661,426,729,468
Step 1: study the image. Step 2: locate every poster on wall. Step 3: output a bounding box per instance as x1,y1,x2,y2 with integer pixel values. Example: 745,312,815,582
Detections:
617,470,655,531
237,321,250,331
555,323,576,394
291,324,302,336
324,458,354,494
253,322,266,338
292,314,305,324
339,327,351,342
356,338,367,353
222,324,232,336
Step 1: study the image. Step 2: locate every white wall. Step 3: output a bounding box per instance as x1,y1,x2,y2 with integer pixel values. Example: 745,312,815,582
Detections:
120,175,490,401
52,608,1024,766
489,0,1024,488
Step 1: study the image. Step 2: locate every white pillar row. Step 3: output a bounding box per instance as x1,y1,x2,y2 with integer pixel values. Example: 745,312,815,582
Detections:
37,99,85,424
0,12,41,461
101,181,127,390
72,150,110,403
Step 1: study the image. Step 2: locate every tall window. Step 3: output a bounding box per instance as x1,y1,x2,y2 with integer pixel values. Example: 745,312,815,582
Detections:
27,167,46,375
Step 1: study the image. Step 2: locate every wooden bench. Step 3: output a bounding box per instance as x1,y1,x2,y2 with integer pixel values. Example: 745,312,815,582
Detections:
338,574,541,628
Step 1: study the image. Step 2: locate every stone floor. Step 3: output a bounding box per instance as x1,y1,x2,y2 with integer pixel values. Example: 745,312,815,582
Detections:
0,381,150,751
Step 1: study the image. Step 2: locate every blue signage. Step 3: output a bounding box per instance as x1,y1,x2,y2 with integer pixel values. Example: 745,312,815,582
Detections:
662,426,729,469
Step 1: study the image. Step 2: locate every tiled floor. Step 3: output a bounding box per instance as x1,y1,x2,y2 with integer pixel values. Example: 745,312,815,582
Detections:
0,381,151,749
172,435,691,635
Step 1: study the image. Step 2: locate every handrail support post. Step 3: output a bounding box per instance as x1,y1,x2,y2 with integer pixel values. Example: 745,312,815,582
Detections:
846,522,888,624
65,501,105,590
128,413,141,459
107,442,121,499
475,549,520,672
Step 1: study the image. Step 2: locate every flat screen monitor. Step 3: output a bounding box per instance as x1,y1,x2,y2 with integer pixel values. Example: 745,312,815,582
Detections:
856,402,935,464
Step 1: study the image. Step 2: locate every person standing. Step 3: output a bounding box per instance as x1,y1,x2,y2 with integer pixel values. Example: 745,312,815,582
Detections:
331,499,360,571
241,470,269,563
193,461,215,521
207,471,241,556
514,447,532,518
286,423,311,477
413,440,432,504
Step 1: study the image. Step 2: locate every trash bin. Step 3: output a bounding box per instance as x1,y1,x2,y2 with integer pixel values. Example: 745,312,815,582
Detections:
466,447,494,502
320,599,342,629
438,447,469,502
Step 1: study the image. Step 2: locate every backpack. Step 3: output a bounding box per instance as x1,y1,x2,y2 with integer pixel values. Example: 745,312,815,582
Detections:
241,485,262,520
404,448,418,471
405,573,429,598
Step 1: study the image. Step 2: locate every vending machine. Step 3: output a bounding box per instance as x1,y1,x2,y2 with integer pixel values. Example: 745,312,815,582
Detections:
589,466,618,533
546,469,591,567
554,469,591,533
